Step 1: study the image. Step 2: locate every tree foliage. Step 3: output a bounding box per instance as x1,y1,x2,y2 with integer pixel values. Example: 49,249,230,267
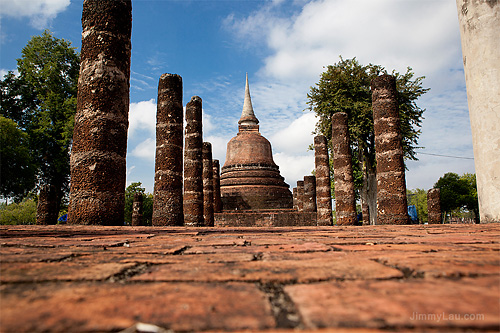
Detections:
0,30,79,207
0,199,37,225
407,188,428,224
307,57,428,224
434,172,479,219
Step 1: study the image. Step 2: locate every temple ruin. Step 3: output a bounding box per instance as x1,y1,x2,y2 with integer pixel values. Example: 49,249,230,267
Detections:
68,0,132,225
372,74,409,225
314,135,333,226
427,188,442,224
203,142,214,226
219,75,293,210
131,192,143,226
152,74,184,226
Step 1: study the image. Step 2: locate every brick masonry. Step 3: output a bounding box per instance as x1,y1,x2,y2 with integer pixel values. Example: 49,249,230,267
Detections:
68,0,132,225
131,192,143,226
203,142,214,227
314,135,333,226
212,159,223,213
152,74,184,226
303,176,317,213
427,188,442,224
1,224,498,332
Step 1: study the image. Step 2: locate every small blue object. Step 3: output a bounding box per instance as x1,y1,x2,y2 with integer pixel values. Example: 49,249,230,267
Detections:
407,205,418,221
58,214,68,222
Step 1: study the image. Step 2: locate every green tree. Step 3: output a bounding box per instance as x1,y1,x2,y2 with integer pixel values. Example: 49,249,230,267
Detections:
0,30,79,220
0,116,36,201
0,199,37,225
307,57,428,224
434,172,479,222
124,182,154,226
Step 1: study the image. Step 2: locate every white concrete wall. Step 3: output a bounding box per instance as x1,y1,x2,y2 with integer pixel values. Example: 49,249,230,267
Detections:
456,0,500,222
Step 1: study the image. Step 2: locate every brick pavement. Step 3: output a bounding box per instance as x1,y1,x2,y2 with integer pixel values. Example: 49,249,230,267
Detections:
1,224,499,332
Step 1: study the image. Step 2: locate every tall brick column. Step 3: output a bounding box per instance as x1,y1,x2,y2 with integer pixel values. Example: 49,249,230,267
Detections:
296,180,305,212
372,75,409,225
212,159,222,213
427,188,442,225
152,74,184,226
203,142,214,227
331,112,357,226
36,185,59,225
68,0,132,225
131,192,143,226
183,96,204,226
303,176,317,212
314,135,333,226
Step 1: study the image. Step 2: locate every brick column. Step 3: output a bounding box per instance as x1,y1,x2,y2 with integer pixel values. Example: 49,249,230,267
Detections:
183,96,204,226
292,187,298,211
427,188,442,224
212,159,222,213
314,135,333,226
152,74,184,226
131,192,143,226
36,185,59,225
296,180,304,212
372,75,409,225
68,0,132,225
203,142,214,227
303,176,317,212
361,200,370,226
331,112,357,226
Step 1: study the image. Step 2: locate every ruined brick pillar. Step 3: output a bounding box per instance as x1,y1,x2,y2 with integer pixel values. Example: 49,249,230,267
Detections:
427,188,442,225
361,200,370,226
131,192,143,226
203,142,214,227
296,180,304,212
292,187,298,211
183,96,204,226
36,185,59,225
303,176,317,212
331,112,357,226
456,0,500,223
212,159,222,213
152,74,184,226
372,75,409,225
68,0,132,225
314,135,333,226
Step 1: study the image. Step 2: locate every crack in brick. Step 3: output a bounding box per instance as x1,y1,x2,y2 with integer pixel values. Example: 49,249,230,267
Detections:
107,263,153,283
258,282,303,329
371,258,424,279
172,246,190,255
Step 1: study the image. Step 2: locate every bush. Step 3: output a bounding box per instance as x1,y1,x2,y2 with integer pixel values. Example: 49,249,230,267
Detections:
0,199,37,225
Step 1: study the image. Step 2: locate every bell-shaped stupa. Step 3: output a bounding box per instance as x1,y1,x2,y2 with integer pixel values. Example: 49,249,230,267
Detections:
220,75,293,210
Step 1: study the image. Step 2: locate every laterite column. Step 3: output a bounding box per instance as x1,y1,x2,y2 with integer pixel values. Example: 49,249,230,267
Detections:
152,74,184,226
296,180,305,212
131,192,143,226
212,159,222,213
372,75,409,225
203,142,214,226
36,185,59,225
303,176,317,212
183,96,204,226
427,188,442,224
314,135,333,226
68,0,132,225
331,112,357,225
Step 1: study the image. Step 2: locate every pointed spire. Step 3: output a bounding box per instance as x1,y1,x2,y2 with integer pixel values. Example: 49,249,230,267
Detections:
238,73,259,127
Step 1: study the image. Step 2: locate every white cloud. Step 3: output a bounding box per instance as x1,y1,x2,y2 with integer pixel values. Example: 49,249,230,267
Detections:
131,137,155,161
0,0,70,28
273,152,315,188
128,99,156,136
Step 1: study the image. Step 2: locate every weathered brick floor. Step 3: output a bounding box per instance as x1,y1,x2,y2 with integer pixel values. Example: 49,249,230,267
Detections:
1,224,499,332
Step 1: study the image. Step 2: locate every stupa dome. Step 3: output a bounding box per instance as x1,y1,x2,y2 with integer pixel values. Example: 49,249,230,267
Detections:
220,75,293,210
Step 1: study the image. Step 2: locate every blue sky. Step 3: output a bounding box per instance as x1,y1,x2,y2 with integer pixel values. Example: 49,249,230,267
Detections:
1,0,475,194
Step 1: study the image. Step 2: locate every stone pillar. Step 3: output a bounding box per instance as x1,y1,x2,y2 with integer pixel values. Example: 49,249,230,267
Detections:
427,188,442,225
152,74,184,226
296,180,304,212
183,96,204,226
292,187,298,211
372,75,409,225
314,135,333,226
361,199,370,226
331,112,357,226
203,142,214,227
36,185,59,225
68,0,132,225
303,176,317,212
212,159,222,213
131,192,143,226
456,0,500,223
